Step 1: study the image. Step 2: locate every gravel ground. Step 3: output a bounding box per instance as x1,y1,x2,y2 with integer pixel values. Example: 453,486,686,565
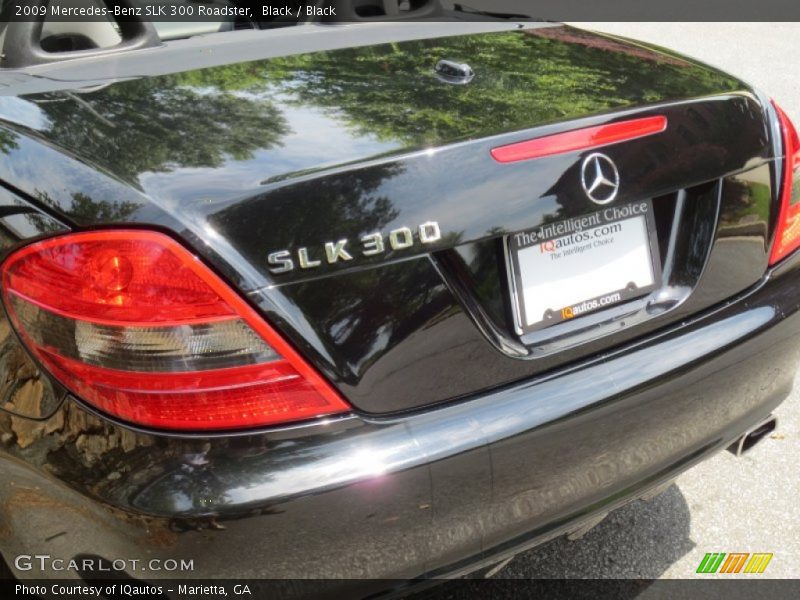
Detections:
487,23,800,581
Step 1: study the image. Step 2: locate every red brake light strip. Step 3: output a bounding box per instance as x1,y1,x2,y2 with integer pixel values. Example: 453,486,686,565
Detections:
490,115,668,163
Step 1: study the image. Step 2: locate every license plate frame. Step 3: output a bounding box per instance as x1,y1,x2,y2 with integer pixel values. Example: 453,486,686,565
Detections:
505,200,662,335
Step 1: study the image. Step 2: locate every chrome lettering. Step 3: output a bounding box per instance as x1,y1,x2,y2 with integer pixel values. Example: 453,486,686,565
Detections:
325,239,353,264
361,232,385,256
298,247,321,269
419,221,442,244
268,250,294,274
389,227,414,250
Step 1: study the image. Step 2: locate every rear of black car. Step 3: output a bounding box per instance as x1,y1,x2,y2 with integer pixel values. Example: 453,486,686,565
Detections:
0,22,799,586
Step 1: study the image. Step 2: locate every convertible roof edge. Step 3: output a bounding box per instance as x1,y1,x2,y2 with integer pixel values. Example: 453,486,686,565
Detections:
0,21,555,96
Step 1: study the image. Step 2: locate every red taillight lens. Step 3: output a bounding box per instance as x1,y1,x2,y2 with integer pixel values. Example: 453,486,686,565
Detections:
769,102,800,265
0,230,350,431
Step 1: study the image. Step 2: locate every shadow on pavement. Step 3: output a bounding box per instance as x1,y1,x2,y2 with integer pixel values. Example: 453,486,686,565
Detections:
495,484,695,579
0,485,695,597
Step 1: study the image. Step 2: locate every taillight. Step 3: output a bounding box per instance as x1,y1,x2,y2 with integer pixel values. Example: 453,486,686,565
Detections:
769,101,800,265
0,230,350,431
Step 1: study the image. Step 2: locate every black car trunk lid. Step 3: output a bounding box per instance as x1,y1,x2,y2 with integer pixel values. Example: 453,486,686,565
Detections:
0,26,778,414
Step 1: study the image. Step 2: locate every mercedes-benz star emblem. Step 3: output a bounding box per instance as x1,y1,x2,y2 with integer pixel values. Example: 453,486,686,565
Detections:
581,153,620,205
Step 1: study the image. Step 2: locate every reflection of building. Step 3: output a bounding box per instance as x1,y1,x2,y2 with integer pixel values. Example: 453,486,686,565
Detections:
528,28,688,67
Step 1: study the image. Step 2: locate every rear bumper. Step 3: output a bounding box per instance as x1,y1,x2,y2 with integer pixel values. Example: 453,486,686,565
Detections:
2,255,800,583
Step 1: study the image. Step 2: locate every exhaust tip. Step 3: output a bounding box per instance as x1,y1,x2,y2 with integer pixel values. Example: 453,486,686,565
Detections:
728,415,777,457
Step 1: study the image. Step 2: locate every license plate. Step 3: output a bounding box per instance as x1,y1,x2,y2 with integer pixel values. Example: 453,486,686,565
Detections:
506,201,661,334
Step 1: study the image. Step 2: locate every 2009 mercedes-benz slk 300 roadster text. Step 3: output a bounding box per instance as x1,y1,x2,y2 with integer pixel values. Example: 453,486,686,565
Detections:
0,3,799,587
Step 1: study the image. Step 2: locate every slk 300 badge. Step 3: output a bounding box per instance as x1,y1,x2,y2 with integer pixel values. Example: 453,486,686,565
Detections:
268,221,442,274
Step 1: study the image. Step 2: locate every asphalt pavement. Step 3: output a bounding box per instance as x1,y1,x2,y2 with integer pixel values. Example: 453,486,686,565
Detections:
487,23,800,580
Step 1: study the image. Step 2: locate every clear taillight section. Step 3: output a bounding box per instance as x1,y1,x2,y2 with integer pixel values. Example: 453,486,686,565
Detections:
0,230,350,431
769,101,800,265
